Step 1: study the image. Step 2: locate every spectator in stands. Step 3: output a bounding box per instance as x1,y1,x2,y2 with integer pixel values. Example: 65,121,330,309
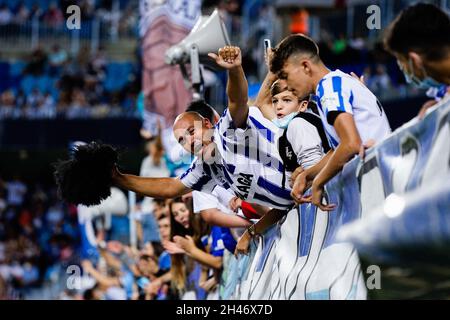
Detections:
24,46,47,76
66,89,91,119
0,5,12,25
384,3,450,118
270,34,391,210
5,175,27,209
15,89,26,110
362,66,373,88
29,4,43,21
89,47,108,82
0,176,80,299
13,3,30,25
164,197,218,299
385,3,450,88
26,88,43,109
152,199,170,220
44,2,64,28
80,0,96,21
0,90,20,119
81,259,128,300
82,284,103,300
332,34,347,55
370,65,392,98
140,132,170,179
134,254,159,299
83,76,103,106
138,214,172,299
156,215,171,271
56,90,71,118
0,187,6,216
122,91,138,117
48,44,68,76
39,92,56,118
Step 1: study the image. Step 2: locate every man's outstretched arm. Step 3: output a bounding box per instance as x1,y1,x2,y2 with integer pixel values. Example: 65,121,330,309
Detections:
209,46,248,129
113,169,191,199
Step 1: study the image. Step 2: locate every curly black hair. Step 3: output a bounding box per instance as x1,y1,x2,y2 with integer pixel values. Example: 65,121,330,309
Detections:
53,142,119,206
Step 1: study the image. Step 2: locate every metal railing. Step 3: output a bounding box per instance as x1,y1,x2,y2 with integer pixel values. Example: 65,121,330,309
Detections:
0,16,137,55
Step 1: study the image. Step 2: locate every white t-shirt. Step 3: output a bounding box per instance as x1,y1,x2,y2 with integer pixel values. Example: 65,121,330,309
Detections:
6,181,27,206
285,115,325,170
192,186,235,215
192,186,247,238
315,69,392,148
179,107,293,210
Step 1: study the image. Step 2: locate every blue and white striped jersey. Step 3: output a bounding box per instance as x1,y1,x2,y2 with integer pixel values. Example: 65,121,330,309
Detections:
179,106,293,210
315,69,391,148
426,84,449,101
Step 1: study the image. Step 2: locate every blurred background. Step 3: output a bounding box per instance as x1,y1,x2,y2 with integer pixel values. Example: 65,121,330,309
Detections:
0,0,448,299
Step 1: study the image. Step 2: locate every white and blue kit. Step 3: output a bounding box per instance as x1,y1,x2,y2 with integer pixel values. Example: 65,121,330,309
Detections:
315,69,392,148
179,106,293,210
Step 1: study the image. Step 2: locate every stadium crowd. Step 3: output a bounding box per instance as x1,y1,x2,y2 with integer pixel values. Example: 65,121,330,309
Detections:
0,175,80,299
0,44,140,120
0,0,434,122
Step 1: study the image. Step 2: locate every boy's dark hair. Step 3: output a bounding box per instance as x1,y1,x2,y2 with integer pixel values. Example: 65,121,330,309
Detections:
270,34,321,76
384,3,450,61
186,100,216,123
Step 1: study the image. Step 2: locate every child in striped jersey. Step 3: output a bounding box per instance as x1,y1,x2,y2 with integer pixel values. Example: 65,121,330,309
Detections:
270,34,391,211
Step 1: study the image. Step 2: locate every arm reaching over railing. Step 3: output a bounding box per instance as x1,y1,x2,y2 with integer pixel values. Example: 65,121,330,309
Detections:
112,167,191,199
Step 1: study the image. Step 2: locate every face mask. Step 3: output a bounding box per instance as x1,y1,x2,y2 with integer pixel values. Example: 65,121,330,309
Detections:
272,112,298,129
403,58,444,90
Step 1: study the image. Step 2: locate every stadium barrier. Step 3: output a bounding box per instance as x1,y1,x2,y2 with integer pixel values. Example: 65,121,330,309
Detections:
220,96,450,300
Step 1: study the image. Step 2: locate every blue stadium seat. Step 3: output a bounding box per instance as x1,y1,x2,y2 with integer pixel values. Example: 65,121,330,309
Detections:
23,0,36,10
248,83,261,100
7,61,25,91
104,62,134,92
37,0,50,11
20,75,37,95
339,63,366,77
49,77,60,100
0,62,9,92
36,75,51,93
9,61,25,77
4,0,19,10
